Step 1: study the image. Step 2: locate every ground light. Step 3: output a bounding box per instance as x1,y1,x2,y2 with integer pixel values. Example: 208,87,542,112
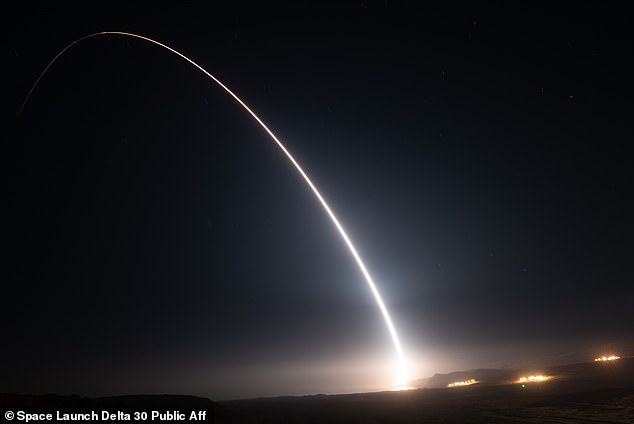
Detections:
516,375,552,384
595,355,620,362
447,379,479,388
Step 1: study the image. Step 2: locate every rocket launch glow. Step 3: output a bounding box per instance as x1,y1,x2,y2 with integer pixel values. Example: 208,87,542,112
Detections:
18,32,410,386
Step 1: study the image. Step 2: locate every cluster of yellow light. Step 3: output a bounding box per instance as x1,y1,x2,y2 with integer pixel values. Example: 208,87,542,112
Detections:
595,355,620,362
517,375,551,383
447,379,478,388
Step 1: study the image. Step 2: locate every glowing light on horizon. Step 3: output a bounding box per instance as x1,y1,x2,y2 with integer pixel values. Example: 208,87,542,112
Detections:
447,379,478,388
595,355,620,362
391,385,416,392
18,31,410,387
516,375,551,384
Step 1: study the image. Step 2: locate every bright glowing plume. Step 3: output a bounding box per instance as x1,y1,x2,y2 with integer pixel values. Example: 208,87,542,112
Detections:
18,32,409,386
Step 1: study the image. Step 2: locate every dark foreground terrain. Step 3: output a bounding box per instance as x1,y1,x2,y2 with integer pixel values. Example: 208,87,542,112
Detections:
2,358,633,423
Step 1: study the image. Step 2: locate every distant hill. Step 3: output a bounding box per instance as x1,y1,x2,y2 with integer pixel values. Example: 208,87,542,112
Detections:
411,367,517,388
411,356,634,389
2,358,633,423
218,358,634,423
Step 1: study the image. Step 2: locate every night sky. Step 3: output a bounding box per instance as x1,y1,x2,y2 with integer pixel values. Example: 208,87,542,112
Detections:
5,3,633,400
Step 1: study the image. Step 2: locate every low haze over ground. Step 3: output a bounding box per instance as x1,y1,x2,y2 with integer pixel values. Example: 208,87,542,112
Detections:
5,2,633,400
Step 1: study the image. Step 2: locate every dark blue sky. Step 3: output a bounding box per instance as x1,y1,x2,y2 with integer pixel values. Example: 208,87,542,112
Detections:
5,2,633,399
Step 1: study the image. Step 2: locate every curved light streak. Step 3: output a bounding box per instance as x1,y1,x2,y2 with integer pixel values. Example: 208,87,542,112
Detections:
18,31,409,384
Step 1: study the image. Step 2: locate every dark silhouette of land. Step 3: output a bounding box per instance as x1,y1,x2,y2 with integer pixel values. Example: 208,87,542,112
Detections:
2,358,633,423
0,394,216,422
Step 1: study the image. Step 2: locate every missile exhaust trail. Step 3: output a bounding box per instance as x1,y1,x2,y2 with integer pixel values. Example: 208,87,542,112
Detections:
18,31,409,385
